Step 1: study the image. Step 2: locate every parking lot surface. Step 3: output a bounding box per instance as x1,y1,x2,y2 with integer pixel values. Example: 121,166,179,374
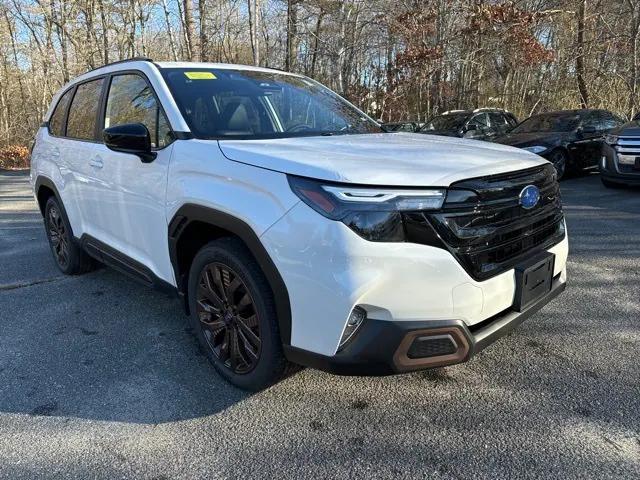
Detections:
0,169,639,479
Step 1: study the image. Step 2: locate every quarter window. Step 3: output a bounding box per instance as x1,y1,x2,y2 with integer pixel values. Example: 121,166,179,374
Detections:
105,74,172,148
66,78,104,140
49,88,73,136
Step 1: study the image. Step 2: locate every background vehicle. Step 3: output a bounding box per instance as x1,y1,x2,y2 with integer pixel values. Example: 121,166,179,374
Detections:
494,109,625,179
382,121,422,132
31,59,568,391
419,108,517,141
600,119,640,187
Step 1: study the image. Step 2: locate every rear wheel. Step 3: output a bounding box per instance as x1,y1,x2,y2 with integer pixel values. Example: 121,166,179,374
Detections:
187,237,287,391
548,149,568,180
44,196,94,275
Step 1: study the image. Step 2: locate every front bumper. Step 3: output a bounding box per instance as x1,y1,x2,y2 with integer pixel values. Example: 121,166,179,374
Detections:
284,273,566,375
601,144,640,185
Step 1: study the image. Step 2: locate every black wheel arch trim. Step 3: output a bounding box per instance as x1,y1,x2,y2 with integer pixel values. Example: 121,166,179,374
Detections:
168,204,293,345
34,176,76,232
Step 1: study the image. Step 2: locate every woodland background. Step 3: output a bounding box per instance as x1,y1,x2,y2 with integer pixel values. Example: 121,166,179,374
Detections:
1,0,639,157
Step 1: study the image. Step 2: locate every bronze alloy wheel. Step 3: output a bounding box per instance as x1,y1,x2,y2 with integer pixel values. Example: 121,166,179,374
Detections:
48,205,69,268
196,262,261,374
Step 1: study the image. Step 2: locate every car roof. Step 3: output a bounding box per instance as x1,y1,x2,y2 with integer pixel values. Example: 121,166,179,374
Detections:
154,61,302,77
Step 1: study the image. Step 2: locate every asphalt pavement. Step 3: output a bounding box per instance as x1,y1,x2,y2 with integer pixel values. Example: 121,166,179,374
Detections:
0,169,638,479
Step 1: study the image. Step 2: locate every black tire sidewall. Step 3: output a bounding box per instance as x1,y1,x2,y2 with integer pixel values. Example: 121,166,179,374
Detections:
187,238,286,391
550,149,567,180
44,196,82,274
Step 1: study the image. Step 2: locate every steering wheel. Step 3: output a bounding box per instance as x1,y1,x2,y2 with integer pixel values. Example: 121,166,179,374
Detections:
285,124,314,133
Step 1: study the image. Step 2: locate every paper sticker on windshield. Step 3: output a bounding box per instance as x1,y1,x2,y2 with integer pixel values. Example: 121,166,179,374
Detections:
184,72,216,80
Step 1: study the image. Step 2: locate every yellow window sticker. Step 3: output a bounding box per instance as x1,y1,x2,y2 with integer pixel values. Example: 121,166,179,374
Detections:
184,71,216,80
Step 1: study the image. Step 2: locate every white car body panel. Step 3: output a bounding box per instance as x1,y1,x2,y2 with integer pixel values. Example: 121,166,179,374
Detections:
261,201,569,356
218,133,548,186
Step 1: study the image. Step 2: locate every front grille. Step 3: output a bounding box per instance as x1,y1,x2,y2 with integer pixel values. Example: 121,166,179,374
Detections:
406,164,565,281
613,136,640,174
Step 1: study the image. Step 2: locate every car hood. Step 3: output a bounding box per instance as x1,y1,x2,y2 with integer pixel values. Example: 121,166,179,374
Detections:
611,121,640,136
418,130,460,137
495,131,568,148
217,133,546,187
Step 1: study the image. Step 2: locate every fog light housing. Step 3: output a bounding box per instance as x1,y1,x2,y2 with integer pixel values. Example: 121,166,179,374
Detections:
338,306,367,350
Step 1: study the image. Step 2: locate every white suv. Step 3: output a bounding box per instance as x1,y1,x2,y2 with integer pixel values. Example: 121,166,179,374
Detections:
31,59,568,390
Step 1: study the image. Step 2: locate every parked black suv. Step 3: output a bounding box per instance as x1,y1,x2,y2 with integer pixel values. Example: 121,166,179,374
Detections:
419,109,517,141
601,119,640,187
382,121,422,132
494,109,625,179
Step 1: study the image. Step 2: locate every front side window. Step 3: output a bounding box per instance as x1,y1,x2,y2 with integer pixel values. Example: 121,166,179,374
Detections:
105,74,172,148
161,68,381,139
49,88,73,136
66,78,104,140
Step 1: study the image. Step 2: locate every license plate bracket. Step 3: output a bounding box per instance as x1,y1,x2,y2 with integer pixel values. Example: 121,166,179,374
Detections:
513,252,555,312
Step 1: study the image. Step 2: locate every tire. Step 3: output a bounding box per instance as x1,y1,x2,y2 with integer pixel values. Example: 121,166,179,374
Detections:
187,237,288,391
548,149,568,180
601,178,623,189
44,196,94,275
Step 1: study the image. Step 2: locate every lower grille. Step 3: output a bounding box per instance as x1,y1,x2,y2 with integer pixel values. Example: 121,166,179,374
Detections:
406,164,565,281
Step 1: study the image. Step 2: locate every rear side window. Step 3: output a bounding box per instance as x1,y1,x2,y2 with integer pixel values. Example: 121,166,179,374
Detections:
49,88,73,136
67,78,104,140
105,74,172,148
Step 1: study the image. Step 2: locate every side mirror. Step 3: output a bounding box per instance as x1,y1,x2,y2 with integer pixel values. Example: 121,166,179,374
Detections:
103,123,157,163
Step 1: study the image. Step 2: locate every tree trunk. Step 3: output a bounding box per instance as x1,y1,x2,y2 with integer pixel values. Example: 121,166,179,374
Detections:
183,0,196,61
576,0,589,108
248,0,260,65
161,0,178,61
285,0,298,71
199,0,208,61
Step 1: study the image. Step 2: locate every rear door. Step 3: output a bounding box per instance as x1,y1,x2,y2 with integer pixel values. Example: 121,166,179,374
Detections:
63,77,107,237
88,72,175,283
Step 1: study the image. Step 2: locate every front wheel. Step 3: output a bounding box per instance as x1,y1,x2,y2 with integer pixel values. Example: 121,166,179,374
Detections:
187,237,288,391
548,149,568,180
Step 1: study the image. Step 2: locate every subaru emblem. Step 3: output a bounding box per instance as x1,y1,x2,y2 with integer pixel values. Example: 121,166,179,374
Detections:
519,185,540,209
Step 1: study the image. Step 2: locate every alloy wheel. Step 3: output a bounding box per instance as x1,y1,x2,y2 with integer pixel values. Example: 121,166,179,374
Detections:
48,205,69,268
196,262,261,374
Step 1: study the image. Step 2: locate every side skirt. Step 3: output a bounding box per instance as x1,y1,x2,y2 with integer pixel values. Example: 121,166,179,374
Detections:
79,234,177,296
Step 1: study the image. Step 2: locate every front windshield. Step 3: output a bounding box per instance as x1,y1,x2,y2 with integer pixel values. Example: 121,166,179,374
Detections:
421,113,468,132
512,113,581,133
161,68,381,139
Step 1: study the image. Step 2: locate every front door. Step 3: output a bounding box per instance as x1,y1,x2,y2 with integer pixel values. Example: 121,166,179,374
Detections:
88,73,176,284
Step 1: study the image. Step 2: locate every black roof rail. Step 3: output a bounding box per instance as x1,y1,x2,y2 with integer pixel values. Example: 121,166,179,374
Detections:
83,57,154,75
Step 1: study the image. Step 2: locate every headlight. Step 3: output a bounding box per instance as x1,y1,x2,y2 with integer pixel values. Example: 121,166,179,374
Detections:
604,134,618,145
523,145,549,154
287,175,446,242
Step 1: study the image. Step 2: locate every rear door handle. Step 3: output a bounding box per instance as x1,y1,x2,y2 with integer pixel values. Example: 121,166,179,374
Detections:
90,157,104,169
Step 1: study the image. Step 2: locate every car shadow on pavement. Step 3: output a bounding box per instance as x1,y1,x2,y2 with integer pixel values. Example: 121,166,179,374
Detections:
0,267,251,424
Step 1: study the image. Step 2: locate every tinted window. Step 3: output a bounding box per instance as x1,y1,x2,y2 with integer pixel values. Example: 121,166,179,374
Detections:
488,112,508,127
422,113,469,132
597,111,624,130
468,113,489,128
105,74,172,148
162,68,381,139
49,88,73,136
66,78,104,140
512,113,581,133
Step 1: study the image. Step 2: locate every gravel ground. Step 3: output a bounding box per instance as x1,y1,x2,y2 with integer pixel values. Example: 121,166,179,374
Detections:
0,169,638,479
